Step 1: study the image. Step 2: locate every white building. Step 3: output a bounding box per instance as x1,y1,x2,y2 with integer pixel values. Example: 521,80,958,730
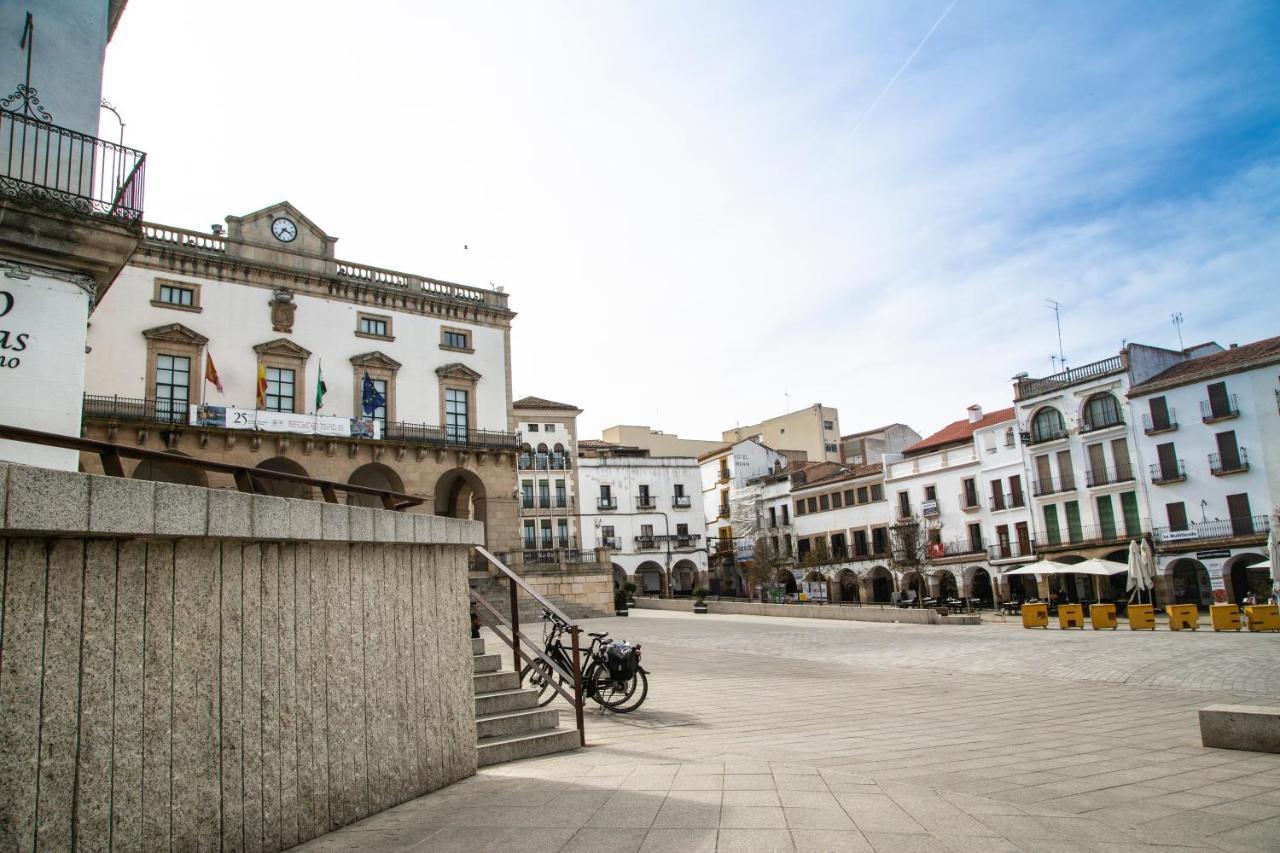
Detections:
576,446,707,596
1126,335,1279,606
513,396,583,557
723,404,842,463
699,438,789,593
840,423,922,466
789,462,894,602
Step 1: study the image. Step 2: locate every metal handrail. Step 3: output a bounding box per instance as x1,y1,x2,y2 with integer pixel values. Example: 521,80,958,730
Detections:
469,592,578,707
0,422,424,510
471,546,585,745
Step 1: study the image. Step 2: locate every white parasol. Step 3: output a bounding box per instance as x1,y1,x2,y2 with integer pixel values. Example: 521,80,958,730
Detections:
1138,539,1158,604
1269,516,1279,600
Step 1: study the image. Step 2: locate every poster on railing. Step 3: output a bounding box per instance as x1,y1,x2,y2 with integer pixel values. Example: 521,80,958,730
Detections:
800,580,828,602
191,405,380,439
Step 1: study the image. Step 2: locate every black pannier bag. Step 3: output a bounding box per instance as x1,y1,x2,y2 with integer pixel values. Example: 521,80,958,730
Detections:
604,641,638,681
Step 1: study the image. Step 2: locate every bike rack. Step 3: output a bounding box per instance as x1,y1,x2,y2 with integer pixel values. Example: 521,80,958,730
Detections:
470,546,586,747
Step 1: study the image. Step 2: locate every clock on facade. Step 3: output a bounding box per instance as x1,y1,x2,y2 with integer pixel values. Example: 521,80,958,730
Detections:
271,217,298,243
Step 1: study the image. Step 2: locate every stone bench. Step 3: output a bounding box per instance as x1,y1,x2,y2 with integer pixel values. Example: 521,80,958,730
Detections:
1200,704,1280,754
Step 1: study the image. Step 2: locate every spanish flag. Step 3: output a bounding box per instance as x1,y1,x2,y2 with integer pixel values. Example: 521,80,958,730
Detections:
256,362,268,409
205,352,224,394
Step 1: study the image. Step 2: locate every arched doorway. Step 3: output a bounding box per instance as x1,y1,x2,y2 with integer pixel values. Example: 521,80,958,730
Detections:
776,569,798,596
836,569,859,603
348,462,407,509
131,453,208,488
868,566,892,603
904,571,928,604
970,568,993,608
1169,558,1211,606
612,563,628,591
672,560,697,595
635,561,664,595
1227,554,1271,604
1054,555,1089,603
432,467,487,530
937,571,959,601
1007,573,1038,602
253,456,312,499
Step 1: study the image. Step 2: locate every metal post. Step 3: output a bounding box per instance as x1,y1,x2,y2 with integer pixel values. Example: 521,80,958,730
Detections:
569,627,585,746
509,576,521,681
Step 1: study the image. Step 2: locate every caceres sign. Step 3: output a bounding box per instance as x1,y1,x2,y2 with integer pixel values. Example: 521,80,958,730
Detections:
0,288,32,366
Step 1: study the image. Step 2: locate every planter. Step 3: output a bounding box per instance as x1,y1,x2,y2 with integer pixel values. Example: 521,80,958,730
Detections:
615,607,629,617
693,601,708,614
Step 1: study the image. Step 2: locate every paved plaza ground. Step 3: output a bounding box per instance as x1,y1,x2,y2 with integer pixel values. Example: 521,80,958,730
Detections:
293,609,1280,852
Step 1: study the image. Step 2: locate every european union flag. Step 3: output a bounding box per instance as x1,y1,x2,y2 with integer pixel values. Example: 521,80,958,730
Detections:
361,371,385,416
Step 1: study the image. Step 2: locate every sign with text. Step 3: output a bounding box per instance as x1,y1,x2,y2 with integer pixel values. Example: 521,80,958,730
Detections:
193,405,381,440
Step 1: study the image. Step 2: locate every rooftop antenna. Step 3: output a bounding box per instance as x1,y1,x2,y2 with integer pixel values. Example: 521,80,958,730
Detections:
1171,312,1185,351
1050,354,1059,372
784,390,791,411
1046,298,1066,368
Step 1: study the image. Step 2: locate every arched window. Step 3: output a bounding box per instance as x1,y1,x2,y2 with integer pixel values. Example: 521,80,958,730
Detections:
1030,407,1066,443
1082,393,1122,431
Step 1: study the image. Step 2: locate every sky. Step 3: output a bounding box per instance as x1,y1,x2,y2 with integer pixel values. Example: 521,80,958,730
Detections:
101,1,1280,442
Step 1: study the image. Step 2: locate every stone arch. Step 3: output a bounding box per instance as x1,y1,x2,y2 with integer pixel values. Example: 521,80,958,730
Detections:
935,569,959,600
432,466,485,525
867,566,893,603
348,462,407,509
902,569,928,604
612,563,628,590
131,452,208,488
253,456,312,499
672,559,698,594
968,567,994,607
635,560,664,595
1226,552,1270,604
835,568,859,603
1030,406,1066,443
1080,392,1122,431
776,568,798,596
1167,557,1211,606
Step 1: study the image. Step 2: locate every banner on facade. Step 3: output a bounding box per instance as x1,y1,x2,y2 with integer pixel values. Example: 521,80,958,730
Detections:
800,580,828,602
191,405,381,439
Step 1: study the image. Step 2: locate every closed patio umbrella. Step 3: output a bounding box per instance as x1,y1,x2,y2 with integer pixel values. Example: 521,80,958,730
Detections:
1140,539,1158,604
1269,518,1279,601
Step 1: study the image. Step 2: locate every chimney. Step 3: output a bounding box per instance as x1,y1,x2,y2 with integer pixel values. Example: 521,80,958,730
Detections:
967,404,983,423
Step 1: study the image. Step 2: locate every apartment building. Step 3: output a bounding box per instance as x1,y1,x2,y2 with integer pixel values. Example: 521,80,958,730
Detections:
723,403,842,462
699,438,790,594
790,463,894,602
600,424,724,457
1126,336,1279,606
840,423,922,466
513,396,583,558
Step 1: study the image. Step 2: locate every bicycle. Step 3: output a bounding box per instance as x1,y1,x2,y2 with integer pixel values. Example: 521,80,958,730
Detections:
519,610,648,713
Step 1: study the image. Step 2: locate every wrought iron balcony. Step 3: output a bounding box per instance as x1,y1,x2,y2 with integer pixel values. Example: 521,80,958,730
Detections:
1080,413,1125,433
635,496,656,510
1032,474,1076,497
927,538,984,559
1085,464,1135,488
0,109,146,222
597,496,618,510
1209,448,1249,476
599,536,619,549
1149,461,1186,485
1142,411,1178,435
634,536,660,551
1201,395,1239,423
1026,427,1069,446
672,495,692,508
1039,522,1143,550
521,497,534,509
988,538,1037,561
674,534,702,549
1153,515,1270,544
517,455,571,470
717,504,730,519
718,469,731,483
958,492,981,511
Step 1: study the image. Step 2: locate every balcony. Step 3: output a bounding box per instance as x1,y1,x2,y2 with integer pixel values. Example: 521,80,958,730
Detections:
1039,522,1143,551
634,536,660,551
717,505,730,519
673,534,702,549
521,497,534,509
1201,395,1239,423
718,469,731,484
1153,515,1270,545
1142,411,1178,435
1209,448,1249,476
958,492,981,512
1026,428,1069,446
1014,355,1125,400
988,539,1037,561
0,110,146,222
599,537,619,550
1085,464,1135,488
927,539,984,560
522,548,559,565
517,455,571,470
1031,474,1076,497
1080,413,1125,434
921,499,940,518
80,394,523,449
672,495,692,508
1149,461,1186,485
635,496,656,510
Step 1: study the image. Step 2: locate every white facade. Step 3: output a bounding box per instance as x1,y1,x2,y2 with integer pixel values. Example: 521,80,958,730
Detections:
577,456,707,594
514,398,582,551
971,416,1036,569
788,465,895,601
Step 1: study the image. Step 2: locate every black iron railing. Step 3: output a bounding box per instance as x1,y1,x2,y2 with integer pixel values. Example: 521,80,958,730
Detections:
672,495,691,508
1209,448,1249,475
0,109,146,221
1027,427,1069,445
929,539,983,559
517,455,571,470
1039,522,1143,550
597,497,618,510
1149,461,1186,484
635,496,656,510
1142,411,1178,434
958,492,981,510
635,537,659,551
599,537,619,549
1085,464,1134,487
1201,395,1239,422
1080,413,1125,433
988,539,1037,561
1153,515,1270,544
1032,474,1077,497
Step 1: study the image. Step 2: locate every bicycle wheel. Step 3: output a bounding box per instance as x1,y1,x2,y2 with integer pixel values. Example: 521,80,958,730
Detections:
586,662,636,710
611,670,648,713
520,658,565,708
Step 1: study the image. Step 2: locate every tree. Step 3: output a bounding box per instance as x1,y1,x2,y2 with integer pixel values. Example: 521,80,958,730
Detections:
890,515,940,592
742,535,791,601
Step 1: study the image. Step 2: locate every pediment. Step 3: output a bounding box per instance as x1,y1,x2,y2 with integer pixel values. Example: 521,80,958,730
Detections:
142,322,208,345
223,201,336,267
253,338,312,359
350,350,402,370
435,362,482,382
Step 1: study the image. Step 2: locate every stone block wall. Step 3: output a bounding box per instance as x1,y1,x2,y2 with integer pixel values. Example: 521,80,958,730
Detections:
0,463,481,852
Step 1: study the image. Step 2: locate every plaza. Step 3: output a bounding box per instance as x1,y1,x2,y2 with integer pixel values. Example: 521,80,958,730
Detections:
294,609,1280,852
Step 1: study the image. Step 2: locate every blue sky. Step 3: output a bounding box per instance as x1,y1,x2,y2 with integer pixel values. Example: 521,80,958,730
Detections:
103,1,1280,440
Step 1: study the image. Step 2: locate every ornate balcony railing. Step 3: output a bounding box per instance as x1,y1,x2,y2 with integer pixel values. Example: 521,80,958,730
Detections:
1209,448,1249,475
958,492,981,511
1026,428,1069,446
1032,474,1077,497
1153,515,1270,544
1142,411,1178,435
988,539,1037,561
634,537,660,551
1080,413,1125,433
1201,395,1239,423
517,455,571,470
672,495,692,508
928,539,984,559
597,497,618,510
1039,522,1143,550
0,109,146,222
1149,461,1186,485
635,496,656,510
1085,464,1135,488
1014,355,1125,400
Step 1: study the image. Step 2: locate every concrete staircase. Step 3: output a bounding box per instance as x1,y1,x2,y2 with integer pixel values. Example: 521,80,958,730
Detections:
472,636,581,767
470,575,608,625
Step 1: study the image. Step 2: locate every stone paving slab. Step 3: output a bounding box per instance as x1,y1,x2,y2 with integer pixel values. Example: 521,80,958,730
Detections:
291,609,1280,852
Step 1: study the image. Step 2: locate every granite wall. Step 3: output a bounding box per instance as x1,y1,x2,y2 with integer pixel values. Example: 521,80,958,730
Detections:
0,463,481,852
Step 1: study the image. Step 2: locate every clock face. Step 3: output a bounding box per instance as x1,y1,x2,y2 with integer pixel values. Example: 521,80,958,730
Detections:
271,217,298,243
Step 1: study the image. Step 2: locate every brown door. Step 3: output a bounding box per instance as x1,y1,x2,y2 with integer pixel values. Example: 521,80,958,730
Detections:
1166,502,1188,532
1056,450,1075,490
990,480,1005,510
1227,493,1252,537
1087,443,1107,485
1111,439,1131,480
1207,382,1230,418
1015,521,1031,554
1216,431,1241,470
1149,396,1171,429
1009,474,1024,507
1156,442,1179,480
1035,455,1052,493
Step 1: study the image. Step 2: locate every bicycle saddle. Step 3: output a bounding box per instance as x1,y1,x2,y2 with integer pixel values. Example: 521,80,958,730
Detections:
588,631,609,638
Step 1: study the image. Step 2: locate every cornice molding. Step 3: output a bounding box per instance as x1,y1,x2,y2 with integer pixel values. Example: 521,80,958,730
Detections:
142,322,208,345
253,337,312,359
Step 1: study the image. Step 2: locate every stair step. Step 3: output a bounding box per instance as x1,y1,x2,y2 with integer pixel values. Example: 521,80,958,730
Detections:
475,707,561,740
473,670,520,693
472,637,486,655
474,687,540,716
477,728,581,767
473,653,501,674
